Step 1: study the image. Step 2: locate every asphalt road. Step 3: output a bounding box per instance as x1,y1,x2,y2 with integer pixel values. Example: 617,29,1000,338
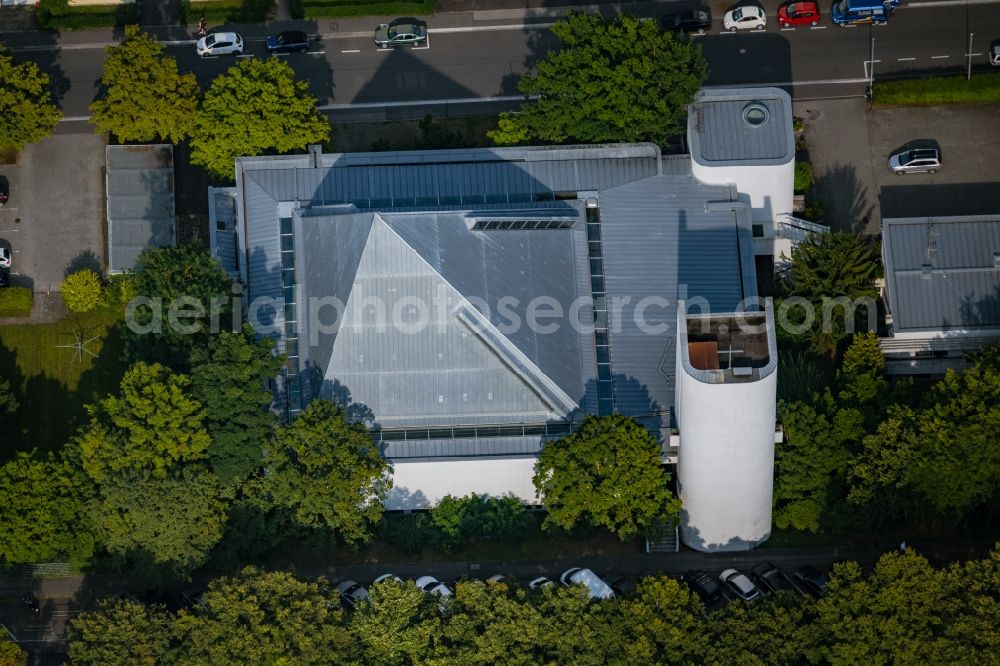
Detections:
5,0,1000,127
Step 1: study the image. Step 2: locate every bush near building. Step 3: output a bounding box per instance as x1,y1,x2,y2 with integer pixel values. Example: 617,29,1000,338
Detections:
0,286,32,317
179,0,273,24
874,72,1000,106
289,0,435,19
61,269,103,313
36,0,139,30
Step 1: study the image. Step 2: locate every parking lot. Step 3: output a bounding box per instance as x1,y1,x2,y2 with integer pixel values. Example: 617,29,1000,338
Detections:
798,99,1000,236
0,134,106,297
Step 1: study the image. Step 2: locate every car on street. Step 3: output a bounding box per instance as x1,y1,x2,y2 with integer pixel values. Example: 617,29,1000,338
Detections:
888,146,942,174
777,1,821,26
682,570,725,607
266,30,311,54
415,576,453,598
528,576,555,590
0,176,8,207
374,19,428,48
751,562,799,595
560,567,615,599
661,9,713,34
989,40,1000,66
335,580,369,610
0,247,12,270
196,32,244,57
723,5,767,31
792,565,829,598
719,568,761,602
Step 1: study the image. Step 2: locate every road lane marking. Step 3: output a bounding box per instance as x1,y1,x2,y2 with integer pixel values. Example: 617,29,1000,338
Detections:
810,25,828,29
781,27,795,31
318,94,539,111
897,57,916,61
931,55,950,59
342,49,361,53
965,52,983,57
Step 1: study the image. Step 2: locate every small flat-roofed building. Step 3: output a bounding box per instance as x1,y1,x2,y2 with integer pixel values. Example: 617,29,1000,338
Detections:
106,144,176,273
880,214,1000,374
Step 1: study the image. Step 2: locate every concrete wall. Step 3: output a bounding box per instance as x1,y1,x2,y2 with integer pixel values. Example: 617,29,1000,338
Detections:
691,160,795,237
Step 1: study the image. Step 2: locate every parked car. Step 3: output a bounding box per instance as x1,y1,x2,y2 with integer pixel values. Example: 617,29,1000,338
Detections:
990,40,1000,66
777,1,820,26
486,574,508,584
372,573,403,585
196,32,244,57
888,146,942,174
750,562,799,595
682,570,725,607
266,30,311,54
528,576,555,590
0,247,12,269
335,580,369,610
560,567,615,599
0,176,8,207
661,9,712,34
374,19,428,48
719,568,761,602
792,565,829,598
723,5,767,31
415,576,453,598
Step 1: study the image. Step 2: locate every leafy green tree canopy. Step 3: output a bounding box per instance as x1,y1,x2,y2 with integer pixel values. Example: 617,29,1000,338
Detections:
61,268,103,313
249,400,392,544
0,378,18,416
189,325,283,485
785,231,879,303
0,452,95,566
77,362,210,483
0,50,61,151
489,12,707,146
351,577,440,665
190,58,329,179
68,598,175,666
533,414,679,539
90,24,200,143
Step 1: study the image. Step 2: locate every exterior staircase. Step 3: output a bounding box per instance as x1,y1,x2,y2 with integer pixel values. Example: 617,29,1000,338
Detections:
645,522,680,553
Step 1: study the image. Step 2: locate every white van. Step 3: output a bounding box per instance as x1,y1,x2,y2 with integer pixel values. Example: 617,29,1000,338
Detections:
560,567,615,599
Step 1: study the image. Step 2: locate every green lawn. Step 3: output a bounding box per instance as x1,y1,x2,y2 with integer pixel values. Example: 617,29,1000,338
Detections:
874,72,1000,106
0,309,127,457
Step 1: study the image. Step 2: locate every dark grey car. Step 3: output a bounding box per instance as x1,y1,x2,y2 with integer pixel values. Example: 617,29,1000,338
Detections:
374,19,428,48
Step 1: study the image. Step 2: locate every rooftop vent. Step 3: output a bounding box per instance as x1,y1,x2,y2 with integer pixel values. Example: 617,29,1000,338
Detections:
742,102,770,128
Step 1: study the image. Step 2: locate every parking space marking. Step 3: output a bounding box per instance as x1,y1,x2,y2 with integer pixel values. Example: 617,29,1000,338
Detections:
781,27,795,31
966,52,983,56
810,25,828,29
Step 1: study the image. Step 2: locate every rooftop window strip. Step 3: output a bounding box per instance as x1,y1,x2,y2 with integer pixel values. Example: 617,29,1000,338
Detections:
584,203,614,416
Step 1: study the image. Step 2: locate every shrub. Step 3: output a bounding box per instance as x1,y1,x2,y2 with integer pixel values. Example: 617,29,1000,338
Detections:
429,494,531,552
291,0,436,19
98,273,137,310
383,513,437,554
0,636,26,666
180,0,272,24
37,0,139,30
61,269,102,313
794,160,813,194
0,287,32,317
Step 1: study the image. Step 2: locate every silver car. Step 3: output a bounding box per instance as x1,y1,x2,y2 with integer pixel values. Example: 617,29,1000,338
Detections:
374,20,427,48
196,32,244,57
888,147,941,175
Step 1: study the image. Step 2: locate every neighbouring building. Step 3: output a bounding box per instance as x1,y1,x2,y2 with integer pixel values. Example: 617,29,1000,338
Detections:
216,87,793,552
106,144,176,274
880,214,1000,374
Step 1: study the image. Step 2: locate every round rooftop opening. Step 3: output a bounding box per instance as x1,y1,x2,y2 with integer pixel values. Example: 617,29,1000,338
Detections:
742,102,769,128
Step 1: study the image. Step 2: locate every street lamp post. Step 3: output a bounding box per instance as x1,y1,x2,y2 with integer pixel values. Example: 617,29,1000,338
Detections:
968,32,974,81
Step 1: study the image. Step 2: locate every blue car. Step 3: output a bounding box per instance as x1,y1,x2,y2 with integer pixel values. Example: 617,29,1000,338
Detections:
266,30,310,54
831,0,900,25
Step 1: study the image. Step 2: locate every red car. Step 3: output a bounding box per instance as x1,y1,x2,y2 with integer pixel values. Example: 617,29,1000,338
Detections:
777,1,820,26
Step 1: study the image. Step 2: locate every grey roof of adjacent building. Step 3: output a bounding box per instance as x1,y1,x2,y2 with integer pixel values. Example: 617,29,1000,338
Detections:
883,215,1000,332
106,145,175,273
688,88,794,167
235,143,752,455
209,187,239,278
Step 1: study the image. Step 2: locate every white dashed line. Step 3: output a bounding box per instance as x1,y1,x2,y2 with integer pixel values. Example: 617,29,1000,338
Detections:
781,27,795,31
342,49,360,53
897,57,916,61
931,55,950,59
810,25,828,29
966,52,983,56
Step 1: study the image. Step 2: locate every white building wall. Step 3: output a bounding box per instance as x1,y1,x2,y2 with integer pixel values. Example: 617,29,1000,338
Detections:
690,161,795,236
385,457,539,510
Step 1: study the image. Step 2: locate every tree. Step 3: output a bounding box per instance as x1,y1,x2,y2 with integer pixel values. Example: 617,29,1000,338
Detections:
127,242,232,367
189,326,283,485
429,494,531,552
67,598,175,666
0,635,25,666
76,362,210,483
190,58,329,179
173,568,351,666
705,591,821,665
61,268,103,313
0,377,18,416
0,50,61,151
94,466,227,576
350,577,440,665
615,576,709,664
90,24,200,143
249,400,392,544
0,453,94,566
488,12,706,146
533,415,678,540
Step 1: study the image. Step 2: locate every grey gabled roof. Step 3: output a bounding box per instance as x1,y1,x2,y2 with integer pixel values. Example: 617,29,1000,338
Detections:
688,88,794,167
106,145,176,273
883,215,1000,332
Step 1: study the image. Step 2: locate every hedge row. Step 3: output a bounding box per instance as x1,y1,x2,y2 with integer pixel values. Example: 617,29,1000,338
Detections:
37,0,139,30
180,0,273,24
291,0,436,19
0,287,33,318
874,72,1000,106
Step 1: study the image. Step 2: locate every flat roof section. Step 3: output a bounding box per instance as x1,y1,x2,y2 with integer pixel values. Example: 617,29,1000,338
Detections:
106,144,176,273
688,88,794,166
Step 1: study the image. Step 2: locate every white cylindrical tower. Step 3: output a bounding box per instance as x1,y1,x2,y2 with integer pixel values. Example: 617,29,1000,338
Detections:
675,300,777,552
